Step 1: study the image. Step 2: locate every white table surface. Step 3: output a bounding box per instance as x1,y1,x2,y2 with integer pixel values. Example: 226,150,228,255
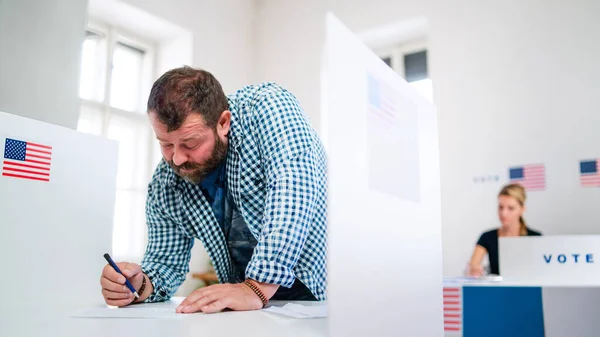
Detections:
4,301,327,337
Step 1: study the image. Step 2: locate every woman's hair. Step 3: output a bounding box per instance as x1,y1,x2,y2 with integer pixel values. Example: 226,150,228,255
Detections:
498,183,528,235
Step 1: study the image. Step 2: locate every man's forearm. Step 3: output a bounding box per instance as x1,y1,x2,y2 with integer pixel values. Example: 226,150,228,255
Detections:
251,279,280,299
134,273,154,303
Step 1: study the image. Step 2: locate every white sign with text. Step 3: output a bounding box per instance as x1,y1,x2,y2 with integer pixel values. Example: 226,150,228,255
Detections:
500,235,600,286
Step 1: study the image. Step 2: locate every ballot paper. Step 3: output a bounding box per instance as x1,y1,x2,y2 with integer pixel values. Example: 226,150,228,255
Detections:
444,275,503,283
71,297,186,319
263,303,328,318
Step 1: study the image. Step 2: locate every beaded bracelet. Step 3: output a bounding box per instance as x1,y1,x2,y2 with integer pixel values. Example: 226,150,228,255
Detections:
243,279,269,308
137,275,147,298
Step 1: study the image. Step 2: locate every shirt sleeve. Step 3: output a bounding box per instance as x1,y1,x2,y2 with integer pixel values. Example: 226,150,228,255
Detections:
476,231,491,251
244,85,323,288
141,179,194,302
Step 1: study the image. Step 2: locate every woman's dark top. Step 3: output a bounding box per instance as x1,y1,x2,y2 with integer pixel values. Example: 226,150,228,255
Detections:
476,228,542,275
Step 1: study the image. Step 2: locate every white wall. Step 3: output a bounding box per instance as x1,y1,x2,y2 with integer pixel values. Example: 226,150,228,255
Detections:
123,0,256,94
0,0,88,129
254,0,600,276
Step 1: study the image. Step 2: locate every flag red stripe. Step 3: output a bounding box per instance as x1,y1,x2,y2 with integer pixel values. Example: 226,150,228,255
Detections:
24,159,50,165
2,167,50,176
443,288,459,292
444,320,460,324
26,142,52,149
443,294,459,298
519,177,545,180
27,148,52,155
444,327,460,331
444,301,460,305
26,153,51,160
443,307,460,311
3,161,50,171
2,173,50,182
370,107,396,122
444,314,460,318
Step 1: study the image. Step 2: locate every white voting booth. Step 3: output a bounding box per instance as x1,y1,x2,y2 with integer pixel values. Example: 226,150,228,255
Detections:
500,235,600,286
0,111,118,336
324,13,444,337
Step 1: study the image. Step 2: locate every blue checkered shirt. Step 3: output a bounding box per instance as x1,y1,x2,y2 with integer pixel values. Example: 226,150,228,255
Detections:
141,83,328,301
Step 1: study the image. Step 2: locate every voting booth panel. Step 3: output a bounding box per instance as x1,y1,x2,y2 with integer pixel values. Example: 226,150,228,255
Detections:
0,111,118,335
323,13,444,337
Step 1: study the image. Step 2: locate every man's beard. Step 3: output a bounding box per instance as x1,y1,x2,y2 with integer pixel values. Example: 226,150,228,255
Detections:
167,134,228,184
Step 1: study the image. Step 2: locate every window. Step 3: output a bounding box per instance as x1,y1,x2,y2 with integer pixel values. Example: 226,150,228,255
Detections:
78,22,155,262
378,42,433,103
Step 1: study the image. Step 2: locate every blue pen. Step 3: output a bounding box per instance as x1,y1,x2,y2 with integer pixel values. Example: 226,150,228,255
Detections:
103,253,139,299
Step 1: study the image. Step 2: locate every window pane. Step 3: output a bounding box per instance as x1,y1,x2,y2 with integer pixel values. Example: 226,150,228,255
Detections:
404,50,428,83
111,189,147,262
110,43,145,112
76,103,104,136
79,32,106,101
106,114,151,190
381,56,392,68
107,114,152,263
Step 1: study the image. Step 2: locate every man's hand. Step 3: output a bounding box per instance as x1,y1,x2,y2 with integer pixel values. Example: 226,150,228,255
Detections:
176,283,265,314
100,262,145,307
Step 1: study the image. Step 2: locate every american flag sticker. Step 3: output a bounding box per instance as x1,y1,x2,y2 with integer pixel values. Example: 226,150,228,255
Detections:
509,163,546,191
580,159,600,187
443,287,462,333
367,73,398,125
2,138,52,182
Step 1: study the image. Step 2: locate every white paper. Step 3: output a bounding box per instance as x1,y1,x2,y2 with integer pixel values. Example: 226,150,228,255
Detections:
263,303,328,318
444,275,503,282
71,297,187,319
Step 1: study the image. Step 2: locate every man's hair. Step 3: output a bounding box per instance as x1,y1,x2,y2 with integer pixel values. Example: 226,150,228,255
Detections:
147,66,228,131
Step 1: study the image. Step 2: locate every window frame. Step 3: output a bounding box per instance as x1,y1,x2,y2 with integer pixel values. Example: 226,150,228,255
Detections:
80,18,156,174
375,39,428,81
79,18,158,261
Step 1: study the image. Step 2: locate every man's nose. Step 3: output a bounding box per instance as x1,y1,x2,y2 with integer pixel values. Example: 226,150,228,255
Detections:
172,149,187,167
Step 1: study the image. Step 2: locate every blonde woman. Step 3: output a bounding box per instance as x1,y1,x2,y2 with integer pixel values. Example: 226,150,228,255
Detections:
468,184,542,276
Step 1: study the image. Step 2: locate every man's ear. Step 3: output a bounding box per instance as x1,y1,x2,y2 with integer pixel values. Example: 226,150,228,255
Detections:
216,110,231,138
